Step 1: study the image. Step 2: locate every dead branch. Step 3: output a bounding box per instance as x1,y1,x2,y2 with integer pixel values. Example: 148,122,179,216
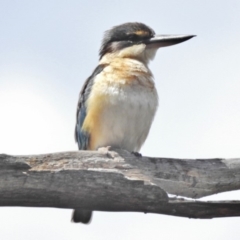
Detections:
0,147,240,219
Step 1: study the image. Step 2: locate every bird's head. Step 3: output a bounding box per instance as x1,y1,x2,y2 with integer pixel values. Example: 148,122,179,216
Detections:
99,22,195,64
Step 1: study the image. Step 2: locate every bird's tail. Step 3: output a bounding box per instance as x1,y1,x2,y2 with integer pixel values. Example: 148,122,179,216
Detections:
71,209,92,224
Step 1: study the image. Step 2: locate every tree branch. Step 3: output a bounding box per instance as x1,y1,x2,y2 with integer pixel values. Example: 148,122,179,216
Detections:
1,147,240,219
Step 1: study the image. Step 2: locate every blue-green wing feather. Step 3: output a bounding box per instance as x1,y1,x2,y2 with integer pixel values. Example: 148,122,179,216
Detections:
75,64,106,150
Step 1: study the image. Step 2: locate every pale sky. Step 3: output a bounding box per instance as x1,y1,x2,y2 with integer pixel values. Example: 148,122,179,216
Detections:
1,1,240,239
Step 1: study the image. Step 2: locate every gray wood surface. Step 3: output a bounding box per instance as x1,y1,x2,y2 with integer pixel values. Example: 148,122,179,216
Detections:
1,147,240,219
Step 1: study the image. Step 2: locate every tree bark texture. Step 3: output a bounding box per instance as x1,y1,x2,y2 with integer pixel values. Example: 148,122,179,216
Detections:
0,147,240,219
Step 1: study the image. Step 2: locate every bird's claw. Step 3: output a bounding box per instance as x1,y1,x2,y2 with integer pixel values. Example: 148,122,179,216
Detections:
131,151,142,157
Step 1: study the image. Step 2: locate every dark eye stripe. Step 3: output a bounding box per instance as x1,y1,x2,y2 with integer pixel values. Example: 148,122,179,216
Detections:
128,34,140,41
127,33,153,42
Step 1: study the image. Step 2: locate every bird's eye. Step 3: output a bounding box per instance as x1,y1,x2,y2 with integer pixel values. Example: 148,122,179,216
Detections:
128,34,140,41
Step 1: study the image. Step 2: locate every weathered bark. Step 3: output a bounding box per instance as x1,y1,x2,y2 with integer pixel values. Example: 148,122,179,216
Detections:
0,147,240,219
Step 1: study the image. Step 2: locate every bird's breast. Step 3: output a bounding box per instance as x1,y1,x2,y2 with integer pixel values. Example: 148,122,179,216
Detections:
83,60,158,151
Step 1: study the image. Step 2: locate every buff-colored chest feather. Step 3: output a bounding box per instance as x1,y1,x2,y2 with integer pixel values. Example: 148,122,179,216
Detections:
83,58,158,151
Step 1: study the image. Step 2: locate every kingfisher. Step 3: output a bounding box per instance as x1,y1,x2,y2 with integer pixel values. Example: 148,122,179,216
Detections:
73,22,195,223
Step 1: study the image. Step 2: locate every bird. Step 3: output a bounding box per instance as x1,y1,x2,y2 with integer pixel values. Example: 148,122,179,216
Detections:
72,22,195,224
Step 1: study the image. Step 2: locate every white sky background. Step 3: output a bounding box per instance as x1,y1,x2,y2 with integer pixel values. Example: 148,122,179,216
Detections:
0,0,240,239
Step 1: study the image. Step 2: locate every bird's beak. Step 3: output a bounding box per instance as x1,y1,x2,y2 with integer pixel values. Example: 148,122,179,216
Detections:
145,35,196,49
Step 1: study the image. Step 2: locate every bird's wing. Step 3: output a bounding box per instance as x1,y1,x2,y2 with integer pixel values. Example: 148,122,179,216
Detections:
75,64,106,150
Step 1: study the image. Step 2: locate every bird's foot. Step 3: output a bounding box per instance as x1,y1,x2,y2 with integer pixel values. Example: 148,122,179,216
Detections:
131,151,142,157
